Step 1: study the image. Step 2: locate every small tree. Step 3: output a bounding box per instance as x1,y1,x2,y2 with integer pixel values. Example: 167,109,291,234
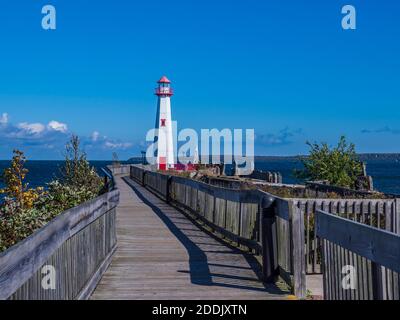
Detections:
0,150,42,209
294,136,363,189
59,135,103,193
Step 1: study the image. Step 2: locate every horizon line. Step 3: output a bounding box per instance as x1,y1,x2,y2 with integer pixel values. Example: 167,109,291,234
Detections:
1,152,399,162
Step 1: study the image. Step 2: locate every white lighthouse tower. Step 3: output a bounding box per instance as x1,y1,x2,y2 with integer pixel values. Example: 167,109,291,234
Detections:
154,76,175,170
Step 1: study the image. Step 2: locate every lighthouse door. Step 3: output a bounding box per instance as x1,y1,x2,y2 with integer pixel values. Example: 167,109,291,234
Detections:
159,157,167,170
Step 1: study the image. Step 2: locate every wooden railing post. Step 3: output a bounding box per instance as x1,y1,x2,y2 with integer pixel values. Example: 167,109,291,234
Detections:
141,170,146,187
212,191,216,227
166,176,172,204
372,262,384,300
260,195,278,282
395,198,400,235
104,175,109,191
289,202,306,299
237,201,242,247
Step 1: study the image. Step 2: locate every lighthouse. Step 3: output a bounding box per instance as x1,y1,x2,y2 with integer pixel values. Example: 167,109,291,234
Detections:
154,76,175,170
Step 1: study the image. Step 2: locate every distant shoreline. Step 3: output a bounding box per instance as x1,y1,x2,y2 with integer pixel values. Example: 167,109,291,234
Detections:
255,153,400,161
0,153,399,162
126,153,400,163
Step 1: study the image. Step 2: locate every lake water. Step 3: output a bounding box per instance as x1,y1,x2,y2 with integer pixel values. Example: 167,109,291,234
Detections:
0,159,399,196
0,161,114,190
254,158,400,195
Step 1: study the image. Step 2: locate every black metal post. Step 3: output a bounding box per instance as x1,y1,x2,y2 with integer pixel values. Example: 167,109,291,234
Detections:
260,196,278,282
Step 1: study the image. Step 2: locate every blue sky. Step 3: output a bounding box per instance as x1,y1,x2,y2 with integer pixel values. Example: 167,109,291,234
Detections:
0,0,399,159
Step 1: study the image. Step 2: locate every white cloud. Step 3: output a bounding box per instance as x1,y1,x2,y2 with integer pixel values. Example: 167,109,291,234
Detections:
91,131,100,142
0,113,8,125
0,113,136,157
104,141,133,149
47,120,68,133
17,122,46,135
89,131,133,150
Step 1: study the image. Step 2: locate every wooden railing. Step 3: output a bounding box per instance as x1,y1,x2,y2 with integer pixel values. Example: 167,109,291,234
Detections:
316,210,400,300
107,164,131,175
144,170,170,201
305,181,388,198
0,188,119,300
294,198,400,274
130,164,146,185
129,165,307,298
244,170,283,184
168,175,262,252
129,165,400,299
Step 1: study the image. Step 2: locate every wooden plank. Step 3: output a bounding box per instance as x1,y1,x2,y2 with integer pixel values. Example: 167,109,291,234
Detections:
77,243,117,300
396,199,400,235
289,202,306,298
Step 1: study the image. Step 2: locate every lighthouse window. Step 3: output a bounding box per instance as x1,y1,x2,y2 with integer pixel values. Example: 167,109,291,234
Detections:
161,119,166,126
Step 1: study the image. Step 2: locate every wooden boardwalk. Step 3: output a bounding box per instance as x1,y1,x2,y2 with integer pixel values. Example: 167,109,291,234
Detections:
91,175,288,300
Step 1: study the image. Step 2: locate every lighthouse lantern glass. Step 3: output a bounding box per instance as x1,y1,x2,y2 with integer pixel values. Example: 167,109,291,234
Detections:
159,83,170,94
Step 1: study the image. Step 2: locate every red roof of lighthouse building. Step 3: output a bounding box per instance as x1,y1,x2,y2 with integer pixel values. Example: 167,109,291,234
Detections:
158,76,171,84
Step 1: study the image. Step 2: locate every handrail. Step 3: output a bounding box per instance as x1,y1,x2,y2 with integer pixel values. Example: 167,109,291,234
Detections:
0,189,119,300
101,167,115,191
316,210,400,300
316,210,400,272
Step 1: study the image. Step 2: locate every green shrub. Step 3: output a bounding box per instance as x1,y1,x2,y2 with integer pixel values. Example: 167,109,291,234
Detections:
0,136,104,252
38,180,99,213
0,197,57,252
294,136,363,189
59,135,104,194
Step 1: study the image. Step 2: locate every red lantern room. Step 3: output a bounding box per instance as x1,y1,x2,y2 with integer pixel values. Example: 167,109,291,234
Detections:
155,76,174,96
